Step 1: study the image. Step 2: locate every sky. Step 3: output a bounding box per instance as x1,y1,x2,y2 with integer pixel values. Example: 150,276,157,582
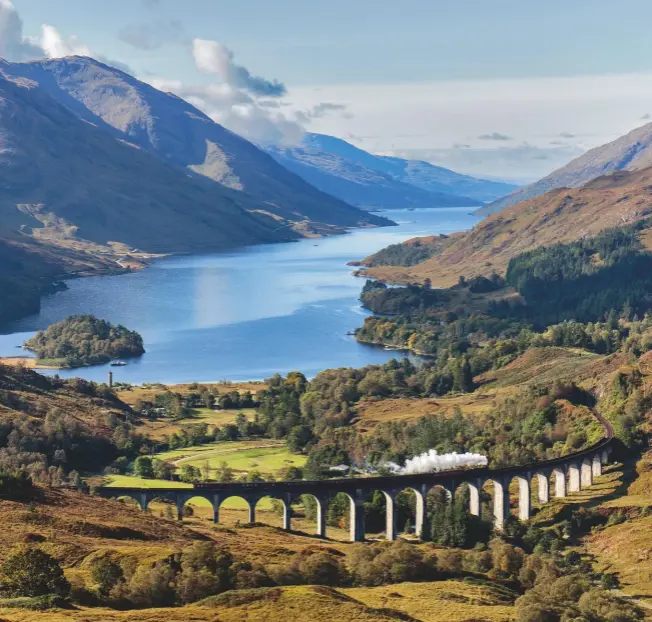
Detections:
4,0,652,182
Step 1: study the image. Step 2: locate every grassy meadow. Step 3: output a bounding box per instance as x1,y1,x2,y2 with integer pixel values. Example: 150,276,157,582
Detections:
0,583,515,621
137,408,257,440
155,439,306,476
117,381,266,402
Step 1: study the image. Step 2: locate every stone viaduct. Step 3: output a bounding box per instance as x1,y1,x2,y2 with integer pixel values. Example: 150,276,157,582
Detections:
97,414,614,542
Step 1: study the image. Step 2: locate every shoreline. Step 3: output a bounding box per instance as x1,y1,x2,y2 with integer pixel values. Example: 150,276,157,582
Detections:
0,356,276,388
0,211,448,384
0,248,160,331
0,220,388,331
0,356,61,370
354,336,435,358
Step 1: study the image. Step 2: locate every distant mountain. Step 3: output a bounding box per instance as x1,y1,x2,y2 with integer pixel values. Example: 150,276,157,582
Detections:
266,133,517,210
266,139,478,210
359,165,652,288
2,57,388,231
479,122,652,216
377,155,517,203
308,134,517,201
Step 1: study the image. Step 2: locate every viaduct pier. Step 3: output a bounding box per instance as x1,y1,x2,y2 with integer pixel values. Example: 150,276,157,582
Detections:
98,416,614,542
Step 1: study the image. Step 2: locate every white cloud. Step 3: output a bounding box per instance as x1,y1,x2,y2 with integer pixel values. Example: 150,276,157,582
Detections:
0,1,129,72
162,79,303,145
478,132,512,141
192,39,286,97
285,73,652,179
306,102,349,119
0,0,43,60
142,39,298,144
39,24,91,58
144,39,347,145
0,0,89,60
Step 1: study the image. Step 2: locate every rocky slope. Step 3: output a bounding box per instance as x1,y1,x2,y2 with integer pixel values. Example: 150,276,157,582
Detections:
360,166,652,286
266,133,516,209
480,121,652,215
2,57,387,230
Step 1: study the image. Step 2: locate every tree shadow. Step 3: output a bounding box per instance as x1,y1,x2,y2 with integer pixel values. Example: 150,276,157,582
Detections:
532,458,639,530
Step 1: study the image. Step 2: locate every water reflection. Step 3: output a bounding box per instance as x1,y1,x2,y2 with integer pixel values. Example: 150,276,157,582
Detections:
0,208,480,383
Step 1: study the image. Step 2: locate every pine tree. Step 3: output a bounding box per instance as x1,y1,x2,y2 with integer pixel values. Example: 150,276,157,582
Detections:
450,501,468,548
452,358,474,393
460,357,474,393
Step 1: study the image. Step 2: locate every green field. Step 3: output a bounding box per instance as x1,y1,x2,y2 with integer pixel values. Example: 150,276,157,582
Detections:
105,439,305,512
104,475,192,489
156,440,306,477
188,408,256,427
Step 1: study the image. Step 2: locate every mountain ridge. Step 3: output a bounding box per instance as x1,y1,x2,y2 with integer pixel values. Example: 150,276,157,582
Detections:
359,165,652,287
265,133,517,210
479,121,652,215
2,56,387,230
0,70,291,252
303,133,517,201
266,139,478,210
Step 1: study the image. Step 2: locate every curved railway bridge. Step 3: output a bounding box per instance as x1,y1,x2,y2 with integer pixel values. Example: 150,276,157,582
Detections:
98,414,614,542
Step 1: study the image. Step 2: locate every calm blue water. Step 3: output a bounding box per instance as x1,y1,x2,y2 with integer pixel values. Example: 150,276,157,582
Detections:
0,208,480,384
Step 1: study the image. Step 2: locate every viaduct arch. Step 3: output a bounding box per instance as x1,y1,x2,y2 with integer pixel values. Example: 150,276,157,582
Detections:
98,414,614,542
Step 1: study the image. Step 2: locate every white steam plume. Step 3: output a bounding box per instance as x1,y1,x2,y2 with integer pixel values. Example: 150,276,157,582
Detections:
385,449,488,475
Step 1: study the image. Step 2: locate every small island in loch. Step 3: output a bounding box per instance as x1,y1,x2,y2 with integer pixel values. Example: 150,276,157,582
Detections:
23,315,145,369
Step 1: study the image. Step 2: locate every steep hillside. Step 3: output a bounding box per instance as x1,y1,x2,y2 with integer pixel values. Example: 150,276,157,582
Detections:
2,57,388,230
0,233,127,325
294,134,516,202
360,166,652,286
0,72,294,253
0,362,129,430
0,239,71,325
267,136,482,210
0,485,516,621
480,121,652,215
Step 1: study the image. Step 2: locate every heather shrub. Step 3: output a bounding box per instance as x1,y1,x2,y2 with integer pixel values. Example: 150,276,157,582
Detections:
90,555,124,597
0,547,69,598
349,541,434,586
